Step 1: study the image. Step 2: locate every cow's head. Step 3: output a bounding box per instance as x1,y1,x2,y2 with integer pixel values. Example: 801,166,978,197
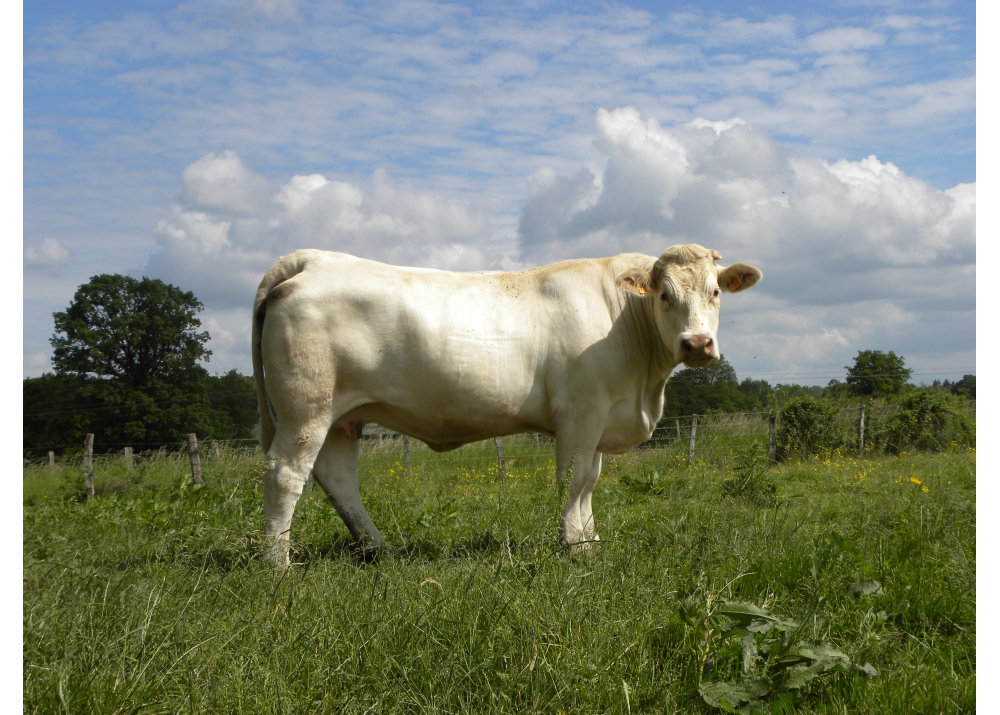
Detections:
619,244,761,368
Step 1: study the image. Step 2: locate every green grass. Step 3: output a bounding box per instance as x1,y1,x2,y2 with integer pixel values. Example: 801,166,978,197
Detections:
24,439,975,714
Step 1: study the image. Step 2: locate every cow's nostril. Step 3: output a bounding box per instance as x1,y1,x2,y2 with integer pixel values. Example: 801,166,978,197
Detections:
682,336,712,355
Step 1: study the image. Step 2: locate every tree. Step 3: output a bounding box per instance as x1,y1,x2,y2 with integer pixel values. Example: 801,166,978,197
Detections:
845,350,911,398
202,370,259,439
662,355,760,417
951,374,975,399
738,377,773,407
51,274,210,389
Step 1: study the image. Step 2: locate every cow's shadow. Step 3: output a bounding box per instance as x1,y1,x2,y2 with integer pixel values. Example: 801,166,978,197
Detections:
292,529,516,567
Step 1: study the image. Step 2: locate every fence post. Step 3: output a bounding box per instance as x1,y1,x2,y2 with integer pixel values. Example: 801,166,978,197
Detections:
494,436,506,476
48,451,54,467
83,433,94,498
688,415,698,462
857,405,866,456
212,441,221,459
768,412,777,464
187,433,203,485
675,418,681,440
403,435,411,471
124,446,133,471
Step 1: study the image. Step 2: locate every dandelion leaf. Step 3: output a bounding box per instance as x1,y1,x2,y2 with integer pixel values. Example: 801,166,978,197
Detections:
699,679,772,712
847,579,884,598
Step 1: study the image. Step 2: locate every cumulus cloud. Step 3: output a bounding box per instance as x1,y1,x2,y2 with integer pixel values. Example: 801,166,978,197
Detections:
517,107,975,373
146,153,492,310
181,150,273,217
24,238,70,267
519,107,973,267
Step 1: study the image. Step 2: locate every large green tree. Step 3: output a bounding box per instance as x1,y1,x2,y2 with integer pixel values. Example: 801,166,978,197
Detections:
51,274,210,389
845,350,912,398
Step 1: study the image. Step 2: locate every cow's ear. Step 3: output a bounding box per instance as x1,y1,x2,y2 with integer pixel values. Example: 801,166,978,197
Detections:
718,263,762,293
619,268,653,295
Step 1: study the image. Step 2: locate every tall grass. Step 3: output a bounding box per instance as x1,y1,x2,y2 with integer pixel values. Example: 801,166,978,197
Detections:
24,440,974,713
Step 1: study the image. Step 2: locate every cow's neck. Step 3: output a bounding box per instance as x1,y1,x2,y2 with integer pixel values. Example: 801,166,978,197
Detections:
605,286,675,383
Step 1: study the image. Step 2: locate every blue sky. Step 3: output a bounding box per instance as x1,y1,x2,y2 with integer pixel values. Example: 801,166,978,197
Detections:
23,0,976,386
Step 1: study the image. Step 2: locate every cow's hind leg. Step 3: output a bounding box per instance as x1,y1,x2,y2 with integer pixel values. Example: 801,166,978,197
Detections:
263,418,332,568
312,429,386,557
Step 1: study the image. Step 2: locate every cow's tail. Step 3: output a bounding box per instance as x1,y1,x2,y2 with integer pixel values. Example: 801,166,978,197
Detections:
252,250,317,455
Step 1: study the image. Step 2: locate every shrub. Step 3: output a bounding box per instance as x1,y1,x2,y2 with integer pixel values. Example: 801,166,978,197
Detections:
721,440,777,505
884,392,975,454
775,398,842,461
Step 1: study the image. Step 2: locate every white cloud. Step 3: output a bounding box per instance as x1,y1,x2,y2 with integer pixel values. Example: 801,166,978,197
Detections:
181,150,273,217
24,238,70,266
805,27,885,53
145,157,493,310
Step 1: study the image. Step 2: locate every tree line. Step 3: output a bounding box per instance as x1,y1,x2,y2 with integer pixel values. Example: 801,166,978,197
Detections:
661,348,974,419
23,273,975,458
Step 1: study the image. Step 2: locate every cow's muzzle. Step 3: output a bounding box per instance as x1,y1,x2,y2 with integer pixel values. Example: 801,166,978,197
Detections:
680,335,717,367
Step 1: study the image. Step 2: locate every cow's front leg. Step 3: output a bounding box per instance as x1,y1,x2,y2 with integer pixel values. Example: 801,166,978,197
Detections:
555,430,603,552
579,451,603,542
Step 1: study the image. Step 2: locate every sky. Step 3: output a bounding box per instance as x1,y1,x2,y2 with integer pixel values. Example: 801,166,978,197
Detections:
23,0,976,387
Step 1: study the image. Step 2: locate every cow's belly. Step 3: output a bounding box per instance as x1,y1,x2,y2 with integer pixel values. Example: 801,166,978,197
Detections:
337,401,550,451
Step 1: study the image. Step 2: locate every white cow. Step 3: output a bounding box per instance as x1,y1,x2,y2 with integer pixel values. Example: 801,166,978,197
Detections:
252,244,761,566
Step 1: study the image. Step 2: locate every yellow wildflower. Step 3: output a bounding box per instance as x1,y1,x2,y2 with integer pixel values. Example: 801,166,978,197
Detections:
910,477,922,485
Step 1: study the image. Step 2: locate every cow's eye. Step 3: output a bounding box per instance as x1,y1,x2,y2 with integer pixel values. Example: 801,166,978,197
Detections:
713,289,720,298
659,292,669,302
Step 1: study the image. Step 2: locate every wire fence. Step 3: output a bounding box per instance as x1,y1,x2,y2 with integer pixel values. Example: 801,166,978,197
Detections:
23,401,976,496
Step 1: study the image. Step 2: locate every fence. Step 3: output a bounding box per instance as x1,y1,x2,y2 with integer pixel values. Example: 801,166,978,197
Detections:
23,400,976,500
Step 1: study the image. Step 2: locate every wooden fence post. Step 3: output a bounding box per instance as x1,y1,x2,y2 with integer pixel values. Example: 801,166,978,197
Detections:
857,405,866,456
83,433,94,498
768,412,777,464
403,435,411,471
494,436,506,476
688,415,698,462
124,446,133,471
187,433,203,485
48,451,54,467
675,418,681,440
212,441,221,459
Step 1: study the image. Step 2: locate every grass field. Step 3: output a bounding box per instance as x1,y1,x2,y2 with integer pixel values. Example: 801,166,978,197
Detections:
23,437,975,714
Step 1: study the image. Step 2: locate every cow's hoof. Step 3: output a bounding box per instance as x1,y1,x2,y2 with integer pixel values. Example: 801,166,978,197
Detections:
560,536,600,556
353,541,391,563
264,543,292,570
